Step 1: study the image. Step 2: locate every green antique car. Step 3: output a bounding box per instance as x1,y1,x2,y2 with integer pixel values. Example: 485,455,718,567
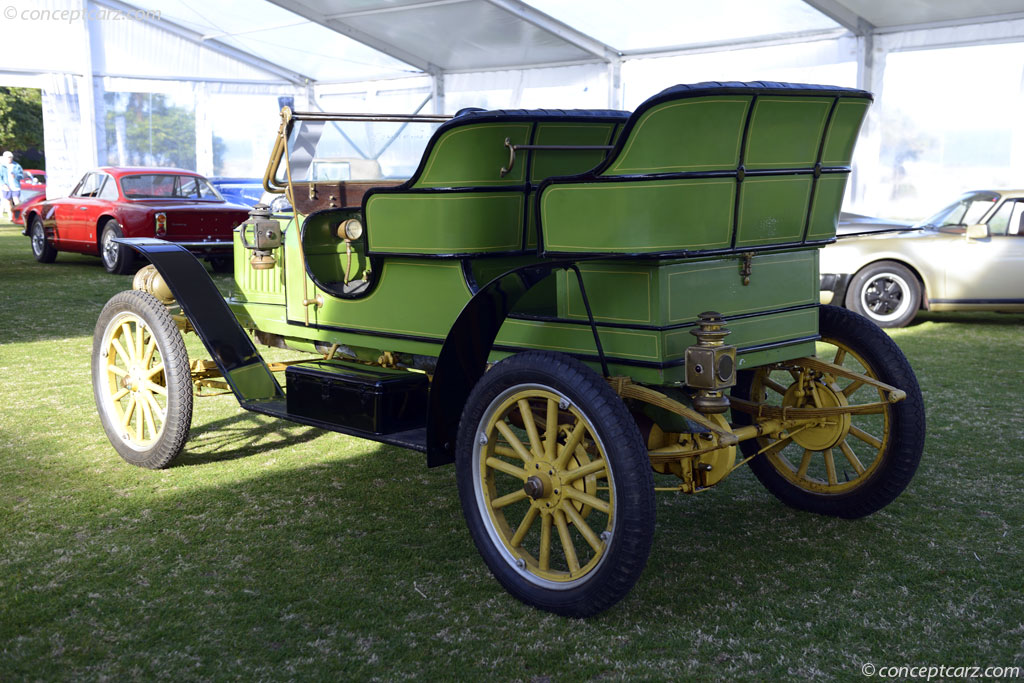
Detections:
91,81,925,617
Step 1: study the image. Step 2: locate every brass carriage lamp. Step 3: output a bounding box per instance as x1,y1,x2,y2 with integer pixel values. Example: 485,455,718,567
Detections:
240,204,283,270
686,311,737,414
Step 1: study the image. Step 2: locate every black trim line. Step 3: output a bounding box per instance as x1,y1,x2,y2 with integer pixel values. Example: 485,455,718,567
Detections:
287,301,821,345
491,334,821,370
731,94,758,249
286,317,445,346
569,263,609,377
506,302,820,332
539,237,835,260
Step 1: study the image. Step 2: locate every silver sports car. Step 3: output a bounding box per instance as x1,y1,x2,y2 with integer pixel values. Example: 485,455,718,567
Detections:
821,190,1024,327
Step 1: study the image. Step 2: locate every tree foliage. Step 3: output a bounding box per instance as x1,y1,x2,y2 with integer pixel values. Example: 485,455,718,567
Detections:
0,87,45,159
103,92,196,169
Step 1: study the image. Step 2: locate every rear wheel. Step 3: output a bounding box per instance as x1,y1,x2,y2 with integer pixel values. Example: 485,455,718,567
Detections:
845,261,920,328
100,220,135,275
456,351,655,617
732,305,925,518
30,217,56,263
92,290,192,468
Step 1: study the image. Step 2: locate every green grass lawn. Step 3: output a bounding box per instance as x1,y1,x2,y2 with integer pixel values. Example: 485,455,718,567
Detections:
1,221,1022,680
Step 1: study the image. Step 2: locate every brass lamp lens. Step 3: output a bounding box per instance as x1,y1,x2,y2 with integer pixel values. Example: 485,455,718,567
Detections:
341,218,363,241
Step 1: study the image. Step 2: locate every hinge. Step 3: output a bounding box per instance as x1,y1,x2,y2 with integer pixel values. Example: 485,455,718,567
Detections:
739,252,754,286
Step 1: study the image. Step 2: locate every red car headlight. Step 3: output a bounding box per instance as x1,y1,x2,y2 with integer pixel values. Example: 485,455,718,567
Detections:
155,212,167,237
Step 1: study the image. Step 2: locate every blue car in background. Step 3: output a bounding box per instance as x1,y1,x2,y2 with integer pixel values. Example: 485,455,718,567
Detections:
207,177,264,207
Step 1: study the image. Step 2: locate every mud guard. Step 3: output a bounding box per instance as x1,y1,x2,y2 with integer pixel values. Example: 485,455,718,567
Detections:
115,238,283,404
427,261,573,467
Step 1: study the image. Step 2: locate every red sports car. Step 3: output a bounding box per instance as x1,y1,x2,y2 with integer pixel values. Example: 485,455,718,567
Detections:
23,167,250,274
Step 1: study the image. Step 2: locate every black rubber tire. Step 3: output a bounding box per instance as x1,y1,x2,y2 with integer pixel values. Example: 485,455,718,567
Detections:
92,290,192,469
100,219,135,275
209,256,233,273
29,216,56,263
732,305,925,518
845,260,921,328
455,351,655,617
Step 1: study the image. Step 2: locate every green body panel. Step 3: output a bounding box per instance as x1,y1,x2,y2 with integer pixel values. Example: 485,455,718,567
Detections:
232,237,286,305
806,175,849,241
366,192,523,254
734,176,812,247
542,178,736,253
743,97,832,169
557,251,818,325
415,122,531,187
822,99,870,165
605,97,750,174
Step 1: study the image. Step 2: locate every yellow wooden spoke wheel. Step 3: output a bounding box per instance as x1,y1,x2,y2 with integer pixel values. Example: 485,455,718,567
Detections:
456,351,654,617
92,290,192,469
732,305,924,518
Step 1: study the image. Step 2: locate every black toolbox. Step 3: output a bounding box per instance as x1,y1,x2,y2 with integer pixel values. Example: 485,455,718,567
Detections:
285,359,429,435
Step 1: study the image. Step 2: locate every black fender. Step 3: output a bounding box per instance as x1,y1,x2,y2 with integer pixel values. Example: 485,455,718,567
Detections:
427,260,609,467
115,238,283,404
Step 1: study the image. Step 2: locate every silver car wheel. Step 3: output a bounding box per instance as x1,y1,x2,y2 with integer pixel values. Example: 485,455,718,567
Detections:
102,230,119,269
859,271,913,324
31,224,45,256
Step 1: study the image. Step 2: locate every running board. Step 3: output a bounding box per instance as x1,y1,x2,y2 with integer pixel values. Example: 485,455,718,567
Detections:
241,399,428,453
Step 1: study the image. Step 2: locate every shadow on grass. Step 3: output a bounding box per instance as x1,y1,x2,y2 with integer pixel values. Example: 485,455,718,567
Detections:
175,410,327,466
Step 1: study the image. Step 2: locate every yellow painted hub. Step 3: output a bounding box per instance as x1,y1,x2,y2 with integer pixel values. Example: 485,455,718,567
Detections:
782,379,851,451
750,339,891,495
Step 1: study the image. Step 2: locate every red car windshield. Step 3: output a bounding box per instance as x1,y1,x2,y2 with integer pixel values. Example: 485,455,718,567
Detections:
120,174,223,200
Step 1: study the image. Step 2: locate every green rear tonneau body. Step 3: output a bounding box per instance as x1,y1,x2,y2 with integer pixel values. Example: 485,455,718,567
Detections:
229,81,871,385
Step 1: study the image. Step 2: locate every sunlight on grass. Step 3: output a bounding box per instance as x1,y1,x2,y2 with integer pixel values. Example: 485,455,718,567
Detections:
1,222,1022,679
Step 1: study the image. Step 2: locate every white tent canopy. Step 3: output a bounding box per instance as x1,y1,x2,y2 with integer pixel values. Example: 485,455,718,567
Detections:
3,0,1023,218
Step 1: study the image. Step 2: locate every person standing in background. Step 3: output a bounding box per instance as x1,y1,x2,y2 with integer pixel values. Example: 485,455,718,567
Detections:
1,151,24,221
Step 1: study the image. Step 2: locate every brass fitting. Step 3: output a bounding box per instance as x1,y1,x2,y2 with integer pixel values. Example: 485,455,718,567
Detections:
132,264,174,304
685,311,737,414
240,204,282,270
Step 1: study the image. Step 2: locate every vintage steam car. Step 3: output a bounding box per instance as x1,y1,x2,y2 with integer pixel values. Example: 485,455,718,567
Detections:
91,82,925,617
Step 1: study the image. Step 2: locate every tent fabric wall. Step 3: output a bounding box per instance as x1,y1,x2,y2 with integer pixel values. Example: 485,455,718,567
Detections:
4,0,1023,222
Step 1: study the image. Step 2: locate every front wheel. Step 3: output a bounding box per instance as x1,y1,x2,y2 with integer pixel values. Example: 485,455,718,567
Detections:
732,305,925,518
845,260,920,328
30,217,57,263
92,290,193,468
455,351,655,617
